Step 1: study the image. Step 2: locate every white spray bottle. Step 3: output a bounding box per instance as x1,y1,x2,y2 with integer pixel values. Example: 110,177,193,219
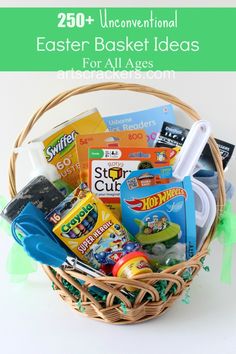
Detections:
15,142,73,196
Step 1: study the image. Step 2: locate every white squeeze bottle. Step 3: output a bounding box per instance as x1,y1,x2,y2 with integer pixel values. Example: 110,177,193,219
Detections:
15,142,73,196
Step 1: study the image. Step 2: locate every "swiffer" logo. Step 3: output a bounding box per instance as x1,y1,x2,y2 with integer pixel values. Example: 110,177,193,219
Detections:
45,131,77,162
125,187,187,211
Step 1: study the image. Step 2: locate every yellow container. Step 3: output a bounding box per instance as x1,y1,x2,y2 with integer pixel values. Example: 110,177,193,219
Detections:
112,251,152,291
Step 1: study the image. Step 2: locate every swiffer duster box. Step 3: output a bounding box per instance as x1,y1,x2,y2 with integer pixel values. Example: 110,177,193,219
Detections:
33,108,107,188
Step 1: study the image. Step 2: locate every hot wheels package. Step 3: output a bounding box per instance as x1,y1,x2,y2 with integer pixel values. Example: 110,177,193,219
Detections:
120,169,197,266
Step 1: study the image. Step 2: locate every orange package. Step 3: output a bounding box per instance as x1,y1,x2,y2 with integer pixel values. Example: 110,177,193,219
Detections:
88,147,172,219
76,130,148,184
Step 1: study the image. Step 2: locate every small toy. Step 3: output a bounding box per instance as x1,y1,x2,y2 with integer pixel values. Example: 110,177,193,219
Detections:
52,192,136,271
88,147,173,219
112,251,153,291
120,169,197,265
135,213,180,246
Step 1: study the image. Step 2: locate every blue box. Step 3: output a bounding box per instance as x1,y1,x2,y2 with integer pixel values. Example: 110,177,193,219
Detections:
103,105,176,147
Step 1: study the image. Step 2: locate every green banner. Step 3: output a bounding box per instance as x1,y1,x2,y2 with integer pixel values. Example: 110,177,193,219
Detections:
0,8,235,71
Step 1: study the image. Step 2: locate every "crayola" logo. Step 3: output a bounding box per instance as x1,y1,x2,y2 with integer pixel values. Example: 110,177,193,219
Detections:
61,203,93,232
125,187,187,211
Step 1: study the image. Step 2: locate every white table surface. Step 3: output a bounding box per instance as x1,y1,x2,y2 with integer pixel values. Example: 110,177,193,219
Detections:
1,240,235,354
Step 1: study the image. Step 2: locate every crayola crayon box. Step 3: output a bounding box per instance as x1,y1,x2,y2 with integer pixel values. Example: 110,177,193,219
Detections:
76,129,148,184
88,147,173,219
120,169,196,266
52,192,134,271
33,108,107,188
46,182,90,226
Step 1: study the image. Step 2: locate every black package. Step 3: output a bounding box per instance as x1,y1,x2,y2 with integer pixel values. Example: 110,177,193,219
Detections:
155,122,235,171
1,176,64,223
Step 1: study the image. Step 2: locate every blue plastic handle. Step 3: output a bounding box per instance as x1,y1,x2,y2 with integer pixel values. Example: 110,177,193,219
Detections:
22,233,67,267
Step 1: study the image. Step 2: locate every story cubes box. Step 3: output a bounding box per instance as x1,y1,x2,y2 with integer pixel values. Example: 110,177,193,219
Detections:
88,147,172,219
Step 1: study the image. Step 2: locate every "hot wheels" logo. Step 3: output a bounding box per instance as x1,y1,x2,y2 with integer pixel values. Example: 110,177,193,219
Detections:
125,187,187,211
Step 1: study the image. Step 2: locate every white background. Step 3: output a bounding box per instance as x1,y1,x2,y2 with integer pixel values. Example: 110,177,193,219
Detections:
1,0,236,7
0,2,236,354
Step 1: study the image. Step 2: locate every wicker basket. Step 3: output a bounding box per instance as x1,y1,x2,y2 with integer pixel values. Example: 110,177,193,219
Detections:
8,82,226,324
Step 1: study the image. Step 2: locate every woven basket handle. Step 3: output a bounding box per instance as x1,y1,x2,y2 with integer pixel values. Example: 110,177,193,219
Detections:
8,81,226,248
